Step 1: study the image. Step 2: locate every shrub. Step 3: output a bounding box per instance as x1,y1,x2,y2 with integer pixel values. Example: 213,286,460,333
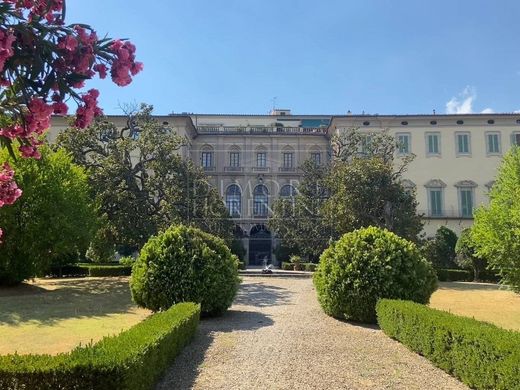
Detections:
237,261,246,270
376,299,520,390
314,226,437,323
85,265,131,277
436,268,472,282
0,302,200,390
130,225,240,316
289,255,303,270
422,226,458,269
0,147,97,285
304,263,318,272
455,228,488,281
281,262,293,271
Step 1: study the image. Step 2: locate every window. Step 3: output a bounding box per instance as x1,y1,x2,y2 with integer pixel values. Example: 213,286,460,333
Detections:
426,132,440,155
283,152,294,168
225,184,241,217
486,132,501,155
428,188,443,217
201,151,213,168
256,152,267,167
512,132,520,146
310,152,321,165
253,185,269,217
456,132,471,155
459,188,474,218
229,152,240,167
396,133,411,154
280,184,297,198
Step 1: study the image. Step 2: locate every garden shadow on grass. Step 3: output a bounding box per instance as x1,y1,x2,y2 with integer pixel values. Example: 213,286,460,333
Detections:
156,309,274,390
233,282,293,307
438,281,503,292
0,277,137,326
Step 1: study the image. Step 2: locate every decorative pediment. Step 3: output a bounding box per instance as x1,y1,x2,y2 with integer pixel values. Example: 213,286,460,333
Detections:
454,180,478,188
424,179,446,188
485,180,495,190
400,179,416,189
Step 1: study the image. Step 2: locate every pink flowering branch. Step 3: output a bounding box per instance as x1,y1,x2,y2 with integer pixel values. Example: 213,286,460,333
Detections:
0,0,143,241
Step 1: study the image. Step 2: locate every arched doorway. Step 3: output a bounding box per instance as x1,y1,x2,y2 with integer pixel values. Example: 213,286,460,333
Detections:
249,224,271,265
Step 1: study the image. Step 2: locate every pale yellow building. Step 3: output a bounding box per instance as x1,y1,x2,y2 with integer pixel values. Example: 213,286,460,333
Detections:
50,110,520,265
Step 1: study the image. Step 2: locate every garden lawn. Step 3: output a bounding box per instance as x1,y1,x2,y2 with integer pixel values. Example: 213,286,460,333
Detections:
430,281,520,331
0,277,150,355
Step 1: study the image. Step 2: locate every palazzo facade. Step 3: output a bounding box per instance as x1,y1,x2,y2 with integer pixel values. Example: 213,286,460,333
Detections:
50,110,520,266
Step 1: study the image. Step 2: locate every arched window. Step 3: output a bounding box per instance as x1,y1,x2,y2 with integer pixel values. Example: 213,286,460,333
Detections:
225,184,241,217
279,184,297,198
253,184,269,217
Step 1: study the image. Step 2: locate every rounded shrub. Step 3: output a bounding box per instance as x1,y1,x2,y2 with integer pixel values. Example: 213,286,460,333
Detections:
313,226,437,323
130,225,240,316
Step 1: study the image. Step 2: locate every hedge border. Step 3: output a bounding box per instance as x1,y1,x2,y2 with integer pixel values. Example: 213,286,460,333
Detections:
48,264,132,278
281,262,317,271
0,302,200,390
376,299,520,390
436,268,501,283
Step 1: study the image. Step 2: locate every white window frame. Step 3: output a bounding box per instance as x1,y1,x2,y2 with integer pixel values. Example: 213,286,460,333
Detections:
201,151,213,168
428,188,444,217
511,132,520,147
455,132,471,156
283,152,294,168
229,151,240,167
485,131,501,156
256,152,267,167
396,132,411,155
425,132,441,156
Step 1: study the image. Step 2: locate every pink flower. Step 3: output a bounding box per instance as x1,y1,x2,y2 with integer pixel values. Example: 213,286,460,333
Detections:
0,28,16,72
19,144,41,159
93,63,107,79
52,101,68,115
74,89,103,129
25,97,54,135
110,40,142,86
0,163,22,208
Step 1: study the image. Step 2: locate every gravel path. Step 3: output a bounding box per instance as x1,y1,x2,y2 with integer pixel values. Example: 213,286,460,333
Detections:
157,277,467,390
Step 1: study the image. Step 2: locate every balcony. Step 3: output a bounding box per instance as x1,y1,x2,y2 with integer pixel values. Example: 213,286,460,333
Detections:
202,166,216,172
418,210,474,220
252,166,270,172
196,126,327,136
279,167,296,172
224,166,244,172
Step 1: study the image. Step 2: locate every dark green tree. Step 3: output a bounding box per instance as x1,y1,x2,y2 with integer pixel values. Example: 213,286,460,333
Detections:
455,228,487,281
57,104,233,256
422,226,458,269
0,146,96,285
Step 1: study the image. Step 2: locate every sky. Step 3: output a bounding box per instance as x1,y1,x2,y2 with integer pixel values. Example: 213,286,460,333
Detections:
67,0,520,116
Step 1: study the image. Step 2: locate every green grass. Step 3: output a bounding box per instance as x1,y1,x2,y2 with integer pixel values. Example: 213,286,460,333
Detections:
0,277,150,355
430,281,520,331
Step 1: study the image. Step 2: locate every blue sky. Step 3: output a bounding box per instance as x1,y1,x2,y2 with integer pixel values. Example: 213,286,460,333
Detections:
68,0,520,115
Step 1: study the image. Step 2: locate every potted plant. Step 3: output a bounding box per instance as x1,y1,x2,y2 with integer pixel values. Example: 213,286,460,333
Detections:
289,255,303,271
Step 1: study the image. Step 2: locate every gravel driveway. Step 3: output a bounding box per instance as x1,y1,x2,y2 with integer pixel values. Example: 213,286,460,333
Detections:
157,277,467,390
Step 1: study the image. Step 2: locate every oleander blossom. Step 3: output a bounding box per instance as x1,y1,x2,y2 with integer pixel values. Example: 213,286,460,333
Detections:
6,0,64,23
74,89,103,128
0,28,16,72
0,163,22,207
110,40,143,86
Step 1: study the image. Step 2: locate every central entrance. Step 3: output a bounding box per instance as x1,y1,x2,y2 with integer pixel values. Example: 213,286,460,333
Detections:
249,224,271,265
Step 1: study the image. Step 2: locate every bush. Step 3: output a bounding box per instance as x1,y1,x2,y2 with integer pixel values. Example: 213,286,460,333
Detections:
376,299,520,390
314,226,437,323
0,146,97,285
289,255,303,270
455,228,488,281
304,263,318,272
281,262,293,271
85,265,131,277
130,225,240,316
0,302,200,390
422,226,458,269
436,268,472,282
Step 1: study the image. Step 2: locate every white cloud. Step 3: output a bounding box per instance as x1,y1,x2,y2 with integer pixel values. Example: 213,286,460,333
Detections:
514,109,520,114
446,86,476,114
481,108,495,114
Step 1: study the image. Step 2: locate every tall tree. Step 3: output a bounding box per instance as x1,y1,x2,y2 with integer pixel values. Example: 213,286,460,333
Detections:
472,147,520,291
57,104,234,257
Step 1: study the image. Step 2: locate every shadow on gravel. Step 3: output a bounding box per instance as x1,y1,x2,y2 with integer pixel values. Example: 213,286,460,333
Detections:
156,309,274,390
233,282,293,307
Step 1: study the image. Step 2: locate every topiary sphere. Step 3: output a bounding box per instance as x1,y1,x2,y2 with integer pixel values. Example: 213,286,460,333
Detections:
313,226,437,323
130,225,240,316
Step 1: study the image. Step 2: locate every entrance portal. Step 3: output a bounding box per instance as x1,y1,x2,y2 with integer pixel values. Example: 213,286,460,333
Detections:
249,224,271,265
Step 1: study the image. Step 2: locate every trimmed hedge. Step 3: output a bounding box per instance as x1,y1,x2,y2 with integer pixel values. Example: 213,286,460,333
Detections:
436,268,472,282
0,302,200,390
281,262,317,271
85,265,131,277
281,262,293,270
48,264,131,278
376,299,520,390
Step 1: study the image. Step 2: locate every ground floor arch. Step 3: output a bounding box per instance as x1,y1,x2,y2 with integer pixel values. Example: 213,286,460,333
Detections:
248,224,272,265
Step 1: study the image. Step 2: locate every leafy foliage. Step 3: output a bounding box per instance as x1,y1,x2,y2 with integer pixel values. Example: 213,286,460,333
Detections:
130,225,240,316
57,104,234,252
377,299,520,390
421,226,458,269
314,226,437,323
472,147,520,291
0,302,200,390
0,145,96,285
455,228,488,281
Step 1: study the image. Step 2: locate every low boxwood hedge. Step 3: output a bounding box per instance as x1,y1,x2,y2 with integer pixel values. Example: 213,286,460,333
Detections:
376,299,520,390
0,302,200,390
48,264,132,278
85,264,132,277
436,268,472,282
281,262,317,271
